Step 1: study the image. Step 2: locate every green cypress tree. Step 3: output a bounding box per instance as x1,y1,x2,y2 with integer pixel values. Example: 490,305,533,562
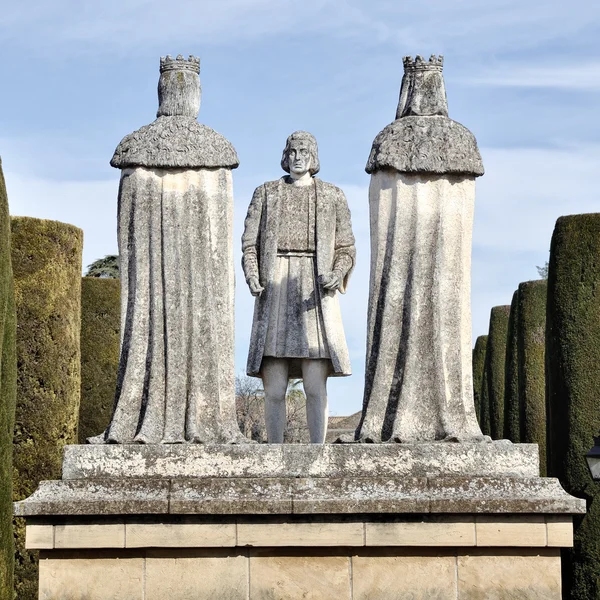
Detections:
479,354,491,437
79,277,120,443
546,214,600,598
485,305,510,440
0,161,17,600
504,290,521,442
518,280,547,476
11,217,83,600
472,335,487,425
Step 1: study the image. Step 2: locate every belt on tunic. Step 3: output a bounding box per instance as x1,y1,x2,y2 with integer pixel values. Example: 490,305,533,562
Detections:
276,251,316,257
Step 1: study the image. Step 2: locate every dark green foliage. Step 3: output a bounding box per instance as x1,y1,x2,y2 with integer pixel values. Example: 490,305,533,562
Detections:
479,357,491,437
546,214,600,599
518,280,547,476
78,277,120,443
11,217,83,600
484,305,510,440
472,335,487,424
504,290,521,442
0,162,17,600
85,255,119,279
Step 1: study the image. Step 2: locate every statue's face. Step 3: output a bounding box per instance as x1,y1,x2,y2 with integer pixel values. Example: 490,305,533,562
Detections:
287,140,312,177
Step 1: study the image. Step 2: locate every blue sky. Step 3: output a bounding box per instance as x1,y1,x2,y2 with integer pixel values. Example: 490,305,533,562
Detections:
1,0,598,415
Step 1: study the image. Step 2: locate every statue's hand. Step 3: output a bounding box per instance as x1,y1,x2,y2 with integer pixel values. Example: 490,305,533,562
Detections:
248,276,264,297
319,270,343,291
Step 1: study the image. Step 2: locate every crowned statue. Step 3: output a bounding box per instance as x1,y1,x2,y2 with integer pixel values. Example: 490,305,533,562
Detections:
89,55,246,444
357,56,487,443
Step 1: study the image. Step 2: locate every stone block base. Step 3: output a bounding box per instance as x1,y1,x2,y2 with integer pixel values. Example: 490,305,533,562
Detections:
38,547,561,600
30,516,568,599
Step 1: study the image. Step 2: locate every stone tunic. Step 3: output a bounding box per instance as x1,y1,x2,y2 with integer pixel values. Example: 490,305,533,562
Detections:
242,177,355,379
277,183,316,252
263,183,329,367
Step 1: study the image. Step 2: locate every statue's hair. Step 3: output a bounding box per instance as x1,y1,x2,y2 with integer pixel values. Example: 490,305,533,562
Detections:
280,131,320,175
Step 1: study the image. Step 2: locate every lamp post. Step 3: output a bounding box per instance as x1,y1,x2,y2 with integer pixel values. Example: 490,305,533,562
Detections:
585,437,600,480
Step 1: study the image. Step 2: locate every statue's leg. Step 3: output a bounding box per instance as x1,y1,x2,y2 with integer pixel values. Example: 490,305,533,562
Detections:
301,359,329,444
262,357,289,443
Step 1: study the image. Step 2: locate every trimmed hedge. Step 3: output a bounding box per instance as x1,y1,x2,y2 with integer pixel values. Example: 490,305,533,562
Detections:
11,217,83,600
504,290,520,442
79,277,120,443
484,305,510,440
472,335,487,425
518,280,547,476
546,214,600,599
0,162,16,600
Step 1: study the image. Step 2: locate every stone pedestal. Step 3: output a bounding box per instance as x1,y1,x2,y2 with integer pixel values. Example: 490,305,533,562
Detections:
16,444,584,600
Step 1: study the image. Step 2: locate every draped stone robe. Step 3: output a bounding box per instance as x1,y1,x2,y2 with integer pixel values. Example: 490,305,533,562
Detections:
242,177,355,378
356,110,486,443
92,115,243,444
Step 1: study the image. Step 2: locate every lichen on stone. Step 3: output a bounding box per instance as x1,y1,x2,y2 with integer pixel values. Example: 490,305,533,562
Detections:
110,116,239,170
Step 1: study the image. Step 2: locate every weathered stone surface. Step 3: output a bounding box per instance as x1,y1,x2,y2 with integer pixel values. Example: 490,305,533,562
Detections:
111,118,239,170
290,477,430,515
24,515,576,551
250,552,350,600
92,55,244,445
237,520,363,547
357,172,484,442
366,116,484,176
15,475,585,517
352,551,457,599
457,549,561,599
126,522,236,548
475,515,546,547
428,477,585,514
145,549,248,600
546,516,574,547
62,442,540,480
14,480,169,516
169,478,294,515
39,550,144,600
365,517,475,546
35,546,566,600
54,523,125,549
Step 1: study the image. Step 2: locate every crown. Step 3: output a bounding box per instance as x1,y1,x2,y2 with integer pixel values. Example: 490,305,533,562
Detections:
159,54,200,74
403,55,444,72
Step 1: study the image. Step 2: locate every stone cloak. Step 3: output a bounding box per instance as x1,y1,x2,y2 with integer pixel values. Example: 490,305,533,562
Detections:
356,55,485,442
358,171,482,441
242,177,355,378
104,166,241,443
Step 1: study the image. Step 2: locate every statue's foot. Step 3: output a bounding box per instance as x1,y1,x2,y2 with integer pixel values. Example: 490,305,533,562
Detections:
442,434,493,443
355,431,381,443
223,430,256,444
86,432,107,445
332,433,355,444
159,437,185,444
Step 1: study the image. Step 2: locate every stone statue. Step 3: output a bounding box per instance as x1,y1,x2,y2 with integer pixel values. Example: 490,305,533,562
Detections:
356,56,488,443
89,55,247,444
242,131,355,443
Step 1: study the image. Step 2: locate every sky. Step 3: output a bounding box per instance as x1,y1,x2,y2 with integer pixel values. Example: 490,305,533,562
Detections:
1,0,598,416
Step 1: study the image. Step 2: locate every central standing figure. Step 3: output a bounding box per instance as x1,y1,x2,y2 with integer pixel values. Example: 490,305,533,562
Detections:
242,131,355,443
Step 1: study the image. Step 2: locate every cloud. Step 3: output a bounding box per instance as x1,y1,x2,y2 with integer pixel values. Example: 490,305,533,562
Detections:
2,0,598,57
4,170,118,272
462,63,600,91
